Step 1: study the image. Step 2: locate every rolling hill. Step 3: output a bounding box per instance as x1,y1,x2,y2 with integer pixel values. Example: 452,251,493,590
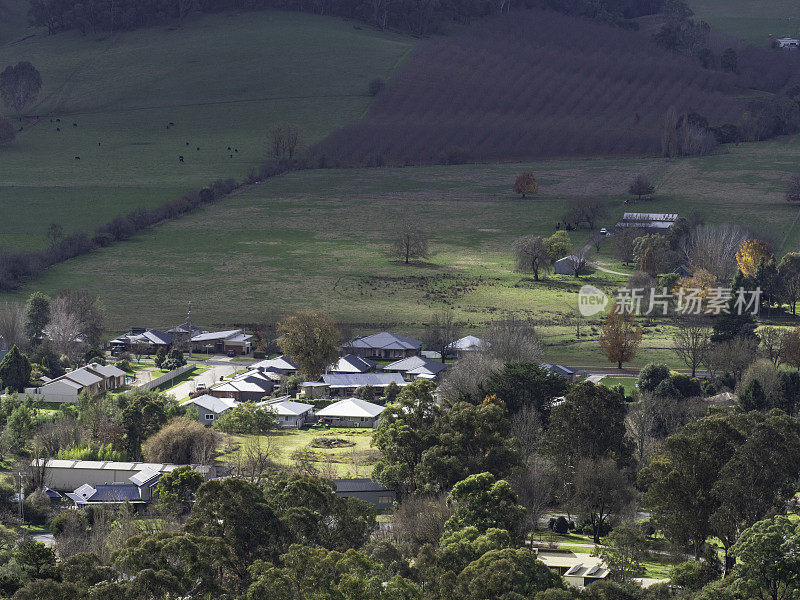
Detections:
0,9,414,250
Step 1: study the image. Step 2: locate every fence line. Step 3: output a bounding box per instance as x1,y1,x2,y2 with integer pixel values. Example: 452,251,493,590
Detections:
137,364,193,391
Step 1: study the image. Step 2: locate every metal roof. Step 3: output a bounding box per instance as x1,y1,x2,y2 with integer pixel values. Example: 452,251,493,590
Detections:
315,397,386,418
188,394,238,413
382,355,446,376
344,332,422,351
249,355,299,372
191,329,242,342
320,373,406,388
329,354,377,374
333,478,393,493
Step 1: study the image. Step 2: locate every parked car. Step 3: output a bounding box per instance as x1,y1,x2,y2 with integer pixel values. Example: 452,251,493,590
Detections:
196,382,207,391
599,227,608,235
227,349,236,357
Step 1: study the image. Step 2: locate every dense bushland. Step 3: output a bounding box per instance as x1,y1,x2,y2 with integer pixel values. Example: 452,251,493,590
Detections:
309,10,749,167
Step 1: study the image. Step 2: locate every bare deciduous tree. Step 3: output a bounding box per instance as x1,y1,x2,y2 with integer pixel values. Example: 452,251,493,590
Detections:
513,235,550,281
759,326,785,366
438,351,503,404
511,455,554,537
389,216,430,264
672,315,711,377
680,224,749,282
705,338,758,381
392,494,453,551
231,436,276,485
423,309,459,363
267,123,304,160
0,302,25,351
43,296,83,361
485,315,544,364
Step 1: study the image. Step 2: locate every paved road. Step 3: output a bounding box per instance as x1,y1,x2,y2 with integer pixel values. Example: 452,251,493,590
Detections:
168,364,239,399
30,533,54,547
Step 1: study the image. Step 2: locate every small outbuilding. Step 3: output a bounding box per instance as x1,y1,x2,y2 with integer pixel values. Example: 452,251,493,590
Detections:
333,478,396,509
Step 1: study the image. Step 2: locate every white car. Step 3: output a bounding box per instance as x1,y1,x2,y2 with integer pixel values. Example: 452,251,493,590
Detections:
599,228,608,235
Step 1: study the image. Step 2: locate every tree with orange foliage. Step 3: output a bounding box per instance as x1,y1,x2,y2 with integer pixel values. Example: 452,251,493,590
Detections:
736,239,772,278
514,172,538,198
599,307,642,369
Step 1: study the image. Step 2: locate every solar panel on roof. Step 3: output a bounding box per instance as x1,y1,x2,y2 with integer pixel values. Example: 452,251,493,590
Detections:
585,565,602,576
564,564,583,576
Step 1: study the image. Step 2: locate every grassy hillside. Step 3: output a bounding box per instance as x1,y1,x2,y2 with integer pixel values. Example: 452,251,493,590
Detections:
0,10,414,250
313,9,749,167
0,0,30,45
689,0,800,46
6,135,800,367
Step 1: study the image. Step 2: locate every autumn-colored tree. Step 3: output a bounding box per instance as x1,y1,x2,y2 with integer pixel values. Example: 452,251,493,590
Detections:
277,311,340,379
735,239,772,278
599,308,642,369
514,172,538,198
677,268,718,308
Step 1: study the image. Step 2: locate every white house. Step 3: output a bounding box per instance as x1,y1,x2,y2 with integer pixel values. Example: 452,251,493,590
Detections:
183,394,238,424
259,397,314,428
554,255,585,276
315,397,386,428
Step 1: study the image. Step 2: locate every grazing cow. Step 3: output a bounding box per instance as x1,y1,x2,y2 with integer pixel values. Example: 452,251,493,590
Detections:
73,123,77,127
56,118,60,122
186,141,189,146
196,147,200,151
227,146,231,150
234,148,238,152
56,127,60,131
179,156,184,162
98,142,101,146
74,156,80,160
229,154,233,158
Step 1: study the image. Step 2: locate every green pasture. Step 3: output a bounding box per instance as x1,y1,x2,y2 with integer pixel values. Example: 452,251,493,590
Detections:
688,0,800,45
0,9,414,249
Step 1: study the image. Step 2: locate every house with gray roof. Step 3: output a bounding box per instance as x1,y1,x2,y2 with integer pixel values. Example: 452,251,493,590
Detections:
182,394,238,424
333,478,395,509
249,355,299,375
259,397,314,428
315,397,386,428
329,354,377,374
65,466,162,507
190,329,252,355
208,370,275,402
302,372,406,398
382,355,447,381
342,332,422,360
24,362,128,402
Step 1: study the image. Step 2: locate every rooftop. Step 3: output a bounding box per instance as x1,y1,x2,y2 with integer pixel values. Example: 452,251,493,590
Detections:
315,397,386,418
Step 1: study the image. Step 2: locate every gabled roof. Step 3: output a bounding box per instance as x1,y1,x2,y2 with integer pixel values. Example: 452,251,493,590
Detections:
333,478,393,493
128,467,161,487
249,355,299,373
167,322,200,334
186,394,237,414
540,363,575,378
315,397,386,418
62,369,103,387
319,373,406,388
447,335,485,351
211,375,274,394
86,363,126,378
68,483,143,504
344,332,422,351
330,354,377,374
139,329,172,345
261,398,314,416
382,355,447,376
191,329,242,342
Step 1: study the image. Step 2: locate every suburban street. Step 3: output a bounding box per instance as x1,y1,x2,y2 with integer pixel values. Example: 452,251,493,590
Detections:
168,363,239,399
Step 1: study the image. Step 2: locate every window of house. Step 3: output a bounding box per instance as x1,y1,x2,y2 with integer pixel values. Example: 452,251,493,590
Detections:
378,496,392,505
205,413,214,421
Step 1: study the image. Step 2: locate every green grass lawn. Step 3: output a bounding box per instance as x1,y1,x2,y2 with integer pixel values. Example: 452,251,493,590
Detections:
0,10,414,250
688,0,800,45
598,376,639,395
217,427,377,478
7,137,800,366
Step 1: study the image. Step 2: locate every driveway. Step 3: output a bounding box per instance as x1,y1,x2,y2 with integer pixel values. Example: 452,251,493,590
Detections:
168,364,239,399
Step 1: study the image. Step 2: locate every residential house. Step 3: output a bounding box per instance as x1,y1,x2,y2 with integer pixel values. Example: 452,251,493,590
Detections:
208,370,274,402
249,355,299,375
382,355,447,381
259,397,314,428
31,459,219,492
777,37,800,49
540,363,578,381
536,550,610,588
315,397,386,428
24,363,127,402
190,329,253,355
183,394,238,424
447,335,485,357
65,467,162,507
109,328,173,355
301,373,406,399
333,478,396,509
342,332,422,360
329,354,377,374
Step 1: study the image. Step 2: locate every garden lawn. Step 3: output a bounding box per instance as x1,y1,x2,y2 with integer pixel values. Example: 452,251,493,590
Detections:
218,427,378,478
